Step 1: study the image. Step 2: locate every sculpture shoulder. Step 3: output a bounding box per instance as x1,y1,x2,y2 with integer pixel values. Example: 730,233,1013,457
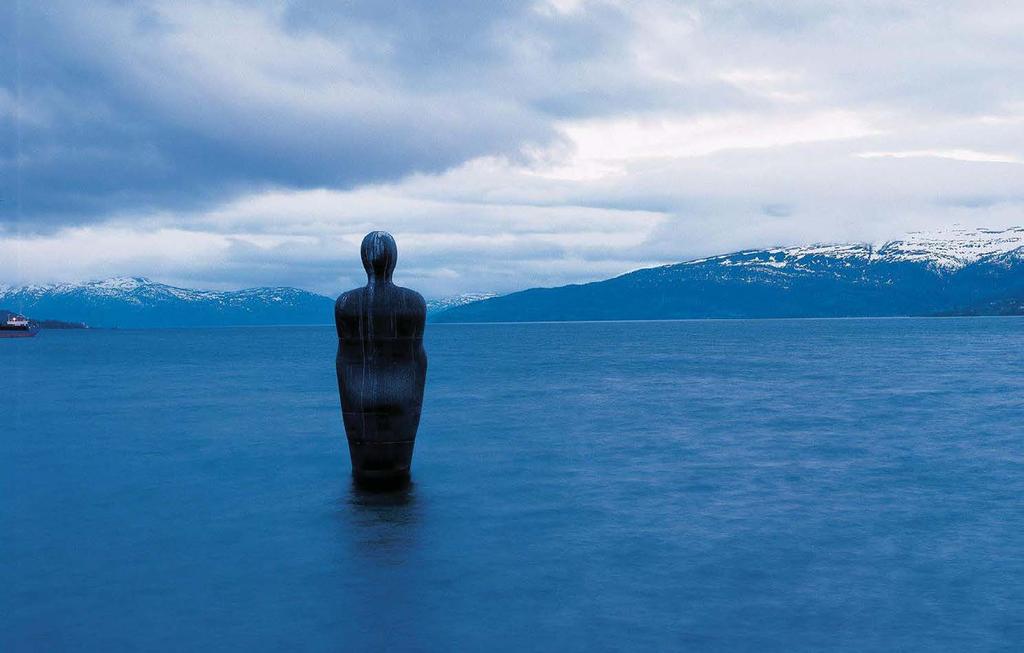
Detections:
393,286,427,316
334,285,425,339
334,289,363,318
336,286,424,315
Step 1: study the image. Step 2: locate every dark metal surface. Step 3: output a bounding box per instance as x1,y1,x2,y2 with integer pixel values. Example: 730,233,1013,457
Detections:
335,232,427,486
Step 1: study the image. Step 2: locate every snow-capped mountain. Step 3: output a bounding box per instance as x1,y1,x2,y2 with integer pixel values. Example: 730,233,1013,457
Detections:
684,227,1024,273
426,293,497,316
435,227,1024,322
0,277,335,328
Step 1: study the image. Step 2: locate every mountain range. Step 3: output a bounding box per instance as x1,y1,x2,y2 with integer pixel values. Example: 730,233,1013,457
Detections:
4,227,1024,327
0,278,335,328
434,227,1024,322
0,277,494,328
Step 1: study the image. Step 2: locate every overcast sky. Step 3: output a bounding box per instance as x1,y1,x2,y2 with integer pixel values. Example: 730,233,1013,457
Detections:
2,1,1022,296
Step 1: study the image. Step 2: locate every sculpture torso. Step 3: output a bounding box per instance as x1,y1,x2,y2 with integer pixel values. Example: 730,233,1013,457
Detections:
334,282,427,420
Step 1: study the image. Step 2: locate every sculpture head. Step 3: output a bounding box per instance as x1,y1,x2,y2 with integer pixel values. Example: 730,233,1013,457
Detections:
361,231,397,283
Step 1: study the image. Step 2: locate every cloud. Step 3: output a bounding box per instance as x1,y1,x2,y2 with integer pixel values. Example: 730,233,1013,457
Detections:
1,1,1023,294
857,150,1023,164
3,175,666,295
1,1,558,221
533,109,881,179
0,227,231,286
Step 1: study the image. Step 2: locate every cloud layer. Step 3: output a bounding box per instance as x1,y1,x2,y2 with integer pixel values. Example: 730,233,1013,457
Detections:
2,1,1022,296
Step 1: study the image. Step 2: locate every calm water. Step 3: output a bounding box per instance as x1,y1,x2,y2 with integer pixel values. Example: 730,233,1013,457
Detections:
3,319,1023,651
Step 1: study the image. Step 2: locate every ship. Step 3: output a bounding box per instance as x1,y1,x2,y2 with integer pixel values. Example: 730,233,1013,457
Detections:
0,314,39,338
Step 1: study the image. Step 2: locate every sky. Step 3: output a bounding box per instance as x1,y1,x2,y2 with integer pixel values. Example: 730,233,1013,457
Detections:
1,0,1022,297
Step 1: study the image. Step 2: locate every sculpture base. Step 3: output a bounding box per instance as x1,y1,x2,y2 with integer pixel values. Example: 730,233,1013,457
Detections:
347,440,415,487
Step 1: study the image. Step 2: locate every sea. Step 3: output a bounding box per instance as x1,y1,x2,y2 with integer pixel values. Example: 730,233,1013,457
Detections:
2,318,1023,651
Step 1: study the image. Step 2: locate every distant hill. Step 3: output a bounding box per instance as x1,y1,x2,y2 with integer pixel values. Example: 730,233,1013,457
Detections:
434,227,1024,322
938,295,1024,317
0,278,335,328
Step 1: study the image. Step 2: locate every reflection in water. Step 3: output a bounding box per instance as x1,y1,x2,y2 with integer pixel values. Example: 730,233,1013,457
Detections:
348,477,416,509
343,479,421,566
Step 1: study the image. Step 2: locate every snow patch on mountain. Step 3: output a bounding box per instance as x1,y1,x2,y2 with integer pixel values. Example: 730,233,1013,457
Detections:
0,277,316,304
426,293,498,315
879,226,1024,269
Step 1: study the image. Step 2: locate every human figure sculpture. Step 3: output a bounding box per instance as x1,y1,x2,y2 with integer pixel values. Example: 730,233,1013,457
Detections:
335,231,427,485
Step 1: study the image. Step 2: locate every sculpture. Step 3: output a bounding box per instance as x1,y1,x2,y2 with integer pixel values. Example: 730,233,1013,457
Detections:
335,231,427,485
